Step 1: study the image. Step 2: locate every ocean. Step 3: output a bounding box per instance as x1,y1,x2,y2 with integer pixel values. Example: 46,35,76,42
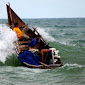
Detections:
0,18,85,85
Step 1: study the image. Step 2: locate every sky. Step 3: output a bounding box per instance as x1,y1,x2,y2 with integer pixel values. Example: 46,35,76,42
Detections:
0,0,85,19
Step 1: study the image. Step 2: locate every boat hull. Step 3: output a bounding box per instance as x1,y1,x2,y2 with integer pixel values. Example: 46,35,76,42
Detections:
22,62,63,69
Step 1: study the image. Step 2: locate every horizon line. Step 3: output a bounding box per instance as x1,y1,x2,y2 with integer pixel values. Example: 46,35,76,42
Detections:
0,17,85,19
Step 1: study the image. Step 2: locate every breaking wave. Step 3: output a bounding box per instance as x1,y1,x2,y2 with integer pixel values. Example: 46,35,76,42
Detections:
0,24,17,63
36,27,55,42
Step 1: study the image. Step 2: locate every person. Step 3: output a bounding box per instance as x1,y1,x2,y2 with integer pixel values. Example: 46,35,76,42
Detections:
13,23,23,39
28,35,41,49
41,49,52,64
41,48,61,64
13,22,30,40
21,24,31,40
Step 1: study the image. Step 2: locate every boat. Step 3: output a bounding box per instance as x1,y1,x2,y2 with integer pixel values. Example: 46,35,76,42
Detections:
6,4,63,69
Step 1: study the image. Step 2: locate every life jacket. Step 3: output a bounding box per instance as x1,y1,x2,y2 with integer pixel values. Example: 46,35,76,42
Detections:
13,27,23,39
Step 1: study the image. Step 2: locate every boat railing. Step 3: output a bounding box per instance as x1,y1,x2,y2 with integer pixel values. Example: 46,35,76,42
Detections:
15,40,30,54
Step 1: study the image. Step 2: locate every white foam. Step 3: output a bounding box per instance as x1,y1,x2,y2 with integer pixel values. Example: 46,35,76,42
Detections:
0,24,17,63
59,40,76,46
36,27,75,47
36,27,55,42
35,27,74,47
61,63,83,70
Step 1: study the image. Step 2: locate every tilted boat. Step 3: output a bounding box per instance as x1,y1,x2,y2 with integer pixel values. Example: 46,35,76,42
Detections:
6,4,63,69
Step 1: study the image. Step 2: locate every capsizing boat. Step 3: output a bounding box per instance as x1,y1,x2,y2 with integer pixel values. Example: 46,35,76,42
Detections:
6,4,63,69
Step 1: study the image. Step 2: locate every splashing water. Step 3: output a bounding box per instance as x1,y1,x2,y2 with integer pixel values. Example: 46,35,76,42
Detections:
36,27,55,42
36,27,74,46
0,24,17,63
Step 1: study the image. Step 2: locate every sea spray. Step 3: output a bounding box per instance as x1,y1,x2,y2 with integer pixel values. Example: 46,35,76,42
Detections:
36,27,75,46
36,27,55,42
0,24,17,63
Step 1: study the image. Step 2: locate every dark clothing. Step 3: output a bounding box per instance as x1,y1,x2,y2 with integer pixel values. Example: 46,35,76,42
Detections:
44,51,52,65
28,38,37,47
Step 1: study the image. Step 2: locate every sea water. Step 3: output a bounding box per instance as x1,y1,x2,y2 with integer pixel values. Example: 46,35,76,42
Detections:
0,18,85,85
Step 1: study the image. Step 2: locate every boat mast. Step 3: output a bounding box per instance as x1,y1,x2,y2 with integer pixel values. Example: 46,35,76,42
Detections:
9,3,13,29
6,3,25,30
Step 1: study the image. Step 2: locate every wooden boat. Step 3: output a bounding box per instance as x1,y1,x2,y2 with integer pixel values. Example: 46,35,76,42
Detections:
6,4,63,69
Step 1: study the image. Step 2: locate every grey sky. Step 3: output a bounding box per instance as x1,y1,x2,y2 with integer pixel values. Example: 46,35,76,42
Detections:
0,0,85,19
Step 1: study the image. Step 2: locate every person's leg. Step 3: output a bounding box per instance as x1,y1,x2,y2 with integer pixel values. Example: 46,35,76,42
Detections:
41,49,49,62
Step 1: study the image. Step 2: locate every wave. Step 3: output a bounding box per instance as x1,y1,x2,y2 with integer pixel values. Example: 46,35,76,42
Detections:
61,63,83,70
36,27,56,42
36,27,70,45
54,25,84,28
36,27,78,47
77,40,85,43
54,25,77,28
0,24,17,63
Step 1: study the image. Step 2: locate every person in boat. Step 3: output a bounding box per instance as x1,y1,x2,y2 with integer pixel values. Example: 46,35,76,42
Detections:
13,22,30,40
41,49,52,64
13,23,23,39
28,35,41,50
41,48,61,65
